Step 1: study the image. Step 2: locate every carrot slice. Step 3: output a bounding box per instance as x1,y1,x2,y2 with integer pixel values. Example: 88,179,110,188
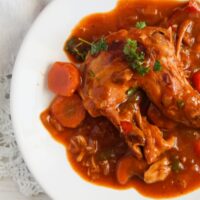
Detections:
50,94,86,128
48,62,80,96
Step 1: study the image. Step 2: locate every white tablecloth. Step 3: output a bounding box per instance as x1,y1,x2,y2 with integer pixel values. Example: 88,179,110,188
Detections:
0,0,51,199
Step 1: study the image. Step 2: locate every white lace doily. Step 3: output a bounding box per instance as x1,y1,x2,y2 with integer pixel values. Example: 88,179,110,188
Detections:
0,0,51,196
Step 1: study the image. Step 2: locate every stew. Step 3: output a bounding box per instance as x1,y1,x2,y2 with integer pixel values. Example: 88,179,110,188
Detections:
41,0,200,198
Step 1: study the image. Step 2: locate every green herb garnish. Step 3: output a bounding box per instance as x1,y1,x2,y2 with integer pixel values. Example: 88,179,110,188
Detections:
123,39,144,61
65,37,88,61
153,60,162,72
126,87,138,97
91,37,108,56
134,64,150,76
135,21,147,29
123,39,150,76
172,159,184,173
123,39,138,60
65,37,108,61
78,37,108,56
177,100,185,109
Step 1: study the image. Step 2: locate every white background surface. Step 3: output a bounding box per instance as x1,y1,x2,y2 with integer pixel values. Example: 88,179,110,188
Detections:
0,179,49,200
0,0,51,199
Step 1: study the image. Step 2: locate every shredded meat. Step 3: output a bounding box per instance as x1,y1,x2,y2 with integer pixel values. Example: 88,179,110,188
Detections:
147,103,177,130
79,25,200,183
164,1,200,78
124,103,176,164
126,27,200,128
144,157,171,184
176,20,193,59
80,27,200,128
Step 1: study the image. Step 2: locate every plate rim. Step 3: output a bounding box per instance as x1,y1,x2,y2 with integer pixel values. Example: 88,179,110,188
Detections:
10,0,60,198
10,0,199,199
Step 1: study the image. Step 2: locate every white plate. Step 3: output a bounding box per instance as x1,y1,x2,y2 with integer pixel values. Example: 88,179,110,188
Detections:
10,0,199,199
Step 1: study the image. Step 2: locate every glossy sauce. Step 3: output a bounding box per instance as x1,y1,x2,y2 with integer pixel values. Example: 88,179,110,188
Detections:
41,0,200,198
41,109,200,198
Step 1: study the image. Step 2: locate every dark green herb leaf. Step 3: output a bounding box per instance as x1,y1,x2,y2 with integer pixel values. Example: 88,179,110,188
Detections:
65,37,76,51
73,48,87,61
65,37,89,62
123,39,143,63
172,159,184,173
136,66,150,76
135,21,147,29
91,37,108,56
153,60,162,72
131,62,150,76
88,70,95,78
177,100,185,109
123,39,150,76
126,87,138,97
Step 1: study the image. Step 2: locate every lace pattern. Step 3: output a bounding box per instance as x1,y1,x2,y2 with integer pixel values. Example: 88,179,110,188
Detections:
0,0,51,196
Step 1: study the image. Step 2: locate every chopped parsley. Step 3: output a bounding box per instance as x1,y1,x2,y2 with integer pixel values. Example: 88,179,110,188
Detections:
153,60,162,72
65,37,88,61
91,37,108,56
123,39,150,76
172,158,184,173
123,39,137,60
65,37,108,62
78,37,108,56
123,39,144,61
177,100,185,109
135,21,147,29
133,64,150,76
126,87,138,97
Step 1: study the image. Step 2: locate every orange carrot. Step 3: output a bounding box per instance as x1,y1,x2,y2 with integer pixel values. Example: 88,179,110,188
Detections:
48,62,81,96
50,94,86,128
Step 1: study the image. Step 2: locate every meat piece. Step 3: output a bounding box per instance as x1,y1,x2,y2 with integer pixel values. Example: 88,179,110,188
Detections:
147,103,177,130
176,20,193,59
144,157,171,184
79,25,200,176
117,155,171,184
122,102,176,164
80,27,200,130
142,117,176,164
164,0,200,77
126,27,200,128
80,48,176,163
